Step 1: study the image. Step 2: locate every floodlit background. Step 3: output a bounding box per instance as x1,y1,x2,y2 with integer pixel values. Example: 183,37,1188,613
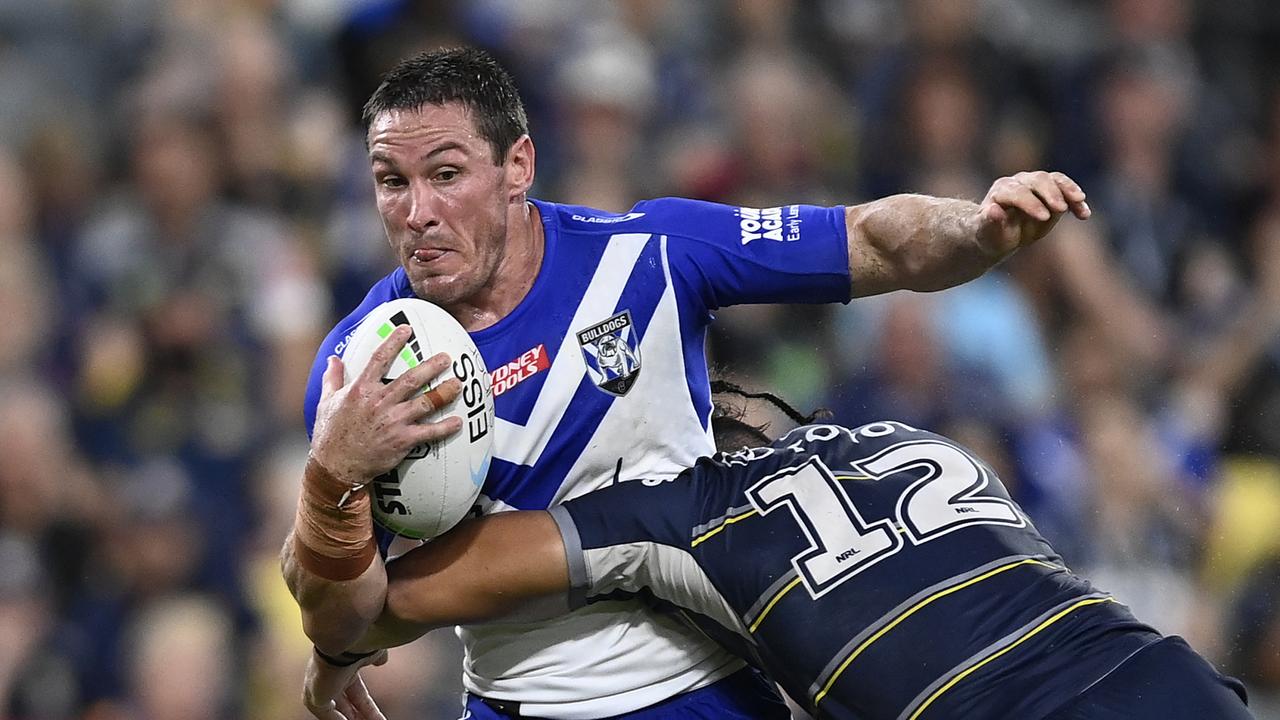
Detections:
2,0,1280,717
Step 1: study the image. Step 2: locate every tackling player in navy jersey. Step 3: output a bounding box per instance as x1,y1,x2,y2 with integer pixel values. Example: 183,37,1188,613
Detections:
282,47,1093,719
312,403,1252,720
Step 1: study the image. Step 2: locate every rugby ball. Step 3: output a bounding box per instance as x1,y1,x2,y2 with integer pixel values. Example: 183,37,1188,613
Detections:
341,298,494,539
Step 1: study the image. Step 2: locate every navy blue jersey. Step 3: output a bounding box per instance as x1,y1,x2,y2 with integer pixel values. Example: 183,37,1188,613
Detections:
552,421,1162,719
304,198,850,715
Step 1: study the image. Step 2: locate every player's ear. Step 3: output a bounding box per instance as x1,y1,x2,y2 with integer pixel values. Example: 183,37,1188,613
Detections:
504,135,535,203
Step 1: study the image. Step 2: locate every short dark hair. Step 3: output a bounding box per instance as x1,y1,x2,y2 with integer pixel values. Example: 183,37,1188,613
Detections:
362,47,529,164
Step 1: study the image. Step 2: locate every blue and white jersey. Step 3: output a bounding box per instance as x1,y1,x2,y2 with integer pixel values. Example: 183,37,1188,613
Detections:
305,197,850,717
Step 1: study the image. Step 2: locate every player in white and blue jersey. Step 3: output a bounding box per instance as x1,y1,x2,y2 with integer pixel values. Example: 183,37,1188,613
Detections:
282,47,1093,720
323,408,1252,720
303,195,851,718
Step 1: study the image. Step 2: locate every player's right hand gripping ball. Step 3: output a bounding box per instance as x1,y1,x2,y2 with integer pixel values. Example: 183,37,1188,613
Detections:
341,298,494,538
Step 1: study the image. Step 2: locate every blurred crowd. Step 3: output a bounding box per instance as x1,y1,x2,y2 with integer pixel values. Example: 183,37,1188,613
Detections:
2,0,1280,718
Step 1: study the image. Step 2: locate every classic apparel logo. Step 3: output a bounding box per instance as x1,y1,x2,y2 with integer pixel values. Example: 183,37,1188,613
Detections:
570,211,646,224
577,311,642,396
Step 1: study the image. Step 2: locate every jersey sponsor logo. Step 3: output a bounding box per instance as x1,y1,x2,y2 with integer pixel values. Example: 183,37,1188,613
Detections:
734,205,803,244
569,211,646,224
492,344,550,397
577,310,642,396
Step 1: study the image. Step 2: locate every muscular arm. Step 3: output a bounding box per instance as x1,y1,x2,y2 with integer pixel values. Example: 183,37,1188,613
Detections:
283,325,463,655
847,171,1091,297
350,511,571,653
294,511,569,720
282,531,389,654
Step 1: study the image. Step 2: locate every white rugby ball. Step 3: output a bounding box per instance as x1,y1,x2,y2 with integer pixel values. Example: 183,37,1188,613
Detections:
341,298,494,539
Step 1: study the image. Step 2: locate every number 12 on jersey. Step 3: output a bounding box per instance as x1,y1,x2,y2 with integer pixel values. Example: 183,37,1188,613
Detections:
746,440,1025,599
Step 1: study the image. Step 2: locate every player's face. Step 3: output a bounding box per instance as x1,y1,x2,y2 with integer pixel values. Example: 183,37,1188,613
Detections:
368,103,515,307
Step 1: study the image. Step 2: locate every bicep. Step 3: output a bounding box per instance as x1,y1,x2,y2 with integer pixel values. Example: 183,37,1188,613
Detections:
382,511,570,630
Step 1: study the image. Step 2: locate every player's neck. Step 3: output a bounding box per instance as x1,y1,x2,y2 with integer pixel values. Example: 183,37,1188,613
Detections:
451,201,545,332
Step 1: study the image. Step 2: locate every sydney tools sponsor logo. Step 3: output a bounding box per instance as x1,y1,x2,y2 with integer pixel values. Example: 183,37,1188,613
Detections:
492,344,550,397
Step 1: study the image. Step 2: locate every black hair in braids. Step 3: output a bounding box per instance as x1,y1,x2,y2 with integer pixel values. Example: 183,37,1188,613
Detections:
709,380,831,425
708,379,832,449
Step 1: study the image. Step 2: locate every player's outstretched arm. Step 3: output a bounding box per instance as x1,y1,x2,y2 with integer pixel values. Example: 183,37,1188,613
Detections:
346,511,572,652
282,326,463,654
846,170,1091,297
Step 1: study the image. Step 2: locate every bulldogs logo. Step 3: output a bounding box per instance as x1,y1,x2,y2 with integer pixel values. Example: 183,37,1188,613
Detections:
577,310,642,396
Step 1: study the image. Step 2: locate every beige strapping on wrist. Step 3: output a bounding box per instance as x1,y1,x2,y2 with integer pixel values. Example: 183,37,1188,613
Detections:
293,457,377,581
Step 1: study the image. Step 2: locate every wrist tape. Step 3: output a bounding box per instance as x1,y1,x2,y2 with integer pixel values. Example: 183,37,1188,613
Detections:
293,457,377,581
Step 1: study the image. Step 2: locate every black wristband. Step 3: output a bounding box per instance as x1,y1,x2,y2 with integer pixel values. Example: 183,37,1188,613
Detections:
314,646,378,667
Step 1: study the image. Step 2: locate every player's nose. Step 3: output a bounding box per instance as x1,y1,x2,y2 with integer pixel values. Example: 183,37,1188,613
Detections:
406,181,440,234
